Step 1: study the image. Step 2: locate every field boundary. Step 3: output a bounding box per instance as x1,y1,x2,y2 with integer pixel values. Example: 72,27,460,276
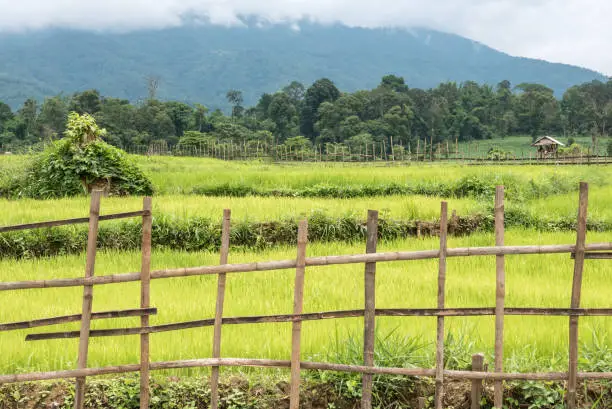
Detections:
0,183,611,409
122,140,612,165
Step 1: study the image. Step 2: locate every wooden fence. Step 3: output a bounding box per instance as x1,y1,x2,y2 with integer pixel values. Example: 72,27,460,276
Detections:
122,140,612,165
0,183,611,409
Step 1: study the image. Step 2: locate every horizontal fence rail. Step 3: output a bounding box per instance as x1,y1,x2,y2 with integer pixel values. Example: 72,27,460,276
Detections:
1,358,611,385
0,308,157,332
0,211,148,233
0,183,610,409
24,308,612,341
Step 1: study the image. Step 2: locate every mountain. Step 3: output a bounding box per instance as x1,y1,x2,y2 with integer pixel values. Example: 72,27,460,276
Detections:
0,23,607,109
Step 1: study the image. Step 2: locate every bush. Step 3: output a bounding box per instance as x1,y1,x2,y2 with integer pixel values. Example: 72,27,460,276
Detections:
487,147,511,160
4,113,154,199
558,143,588,157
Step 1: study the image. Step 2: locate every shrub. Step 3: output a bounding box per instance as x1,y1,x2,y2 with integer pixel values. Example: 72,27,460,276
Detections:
5,113,154,199
558,143,587,157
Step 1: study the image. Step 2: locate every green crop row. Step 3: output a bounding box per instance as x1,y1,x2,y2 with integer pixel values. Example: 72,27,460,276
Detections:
1,210,610,260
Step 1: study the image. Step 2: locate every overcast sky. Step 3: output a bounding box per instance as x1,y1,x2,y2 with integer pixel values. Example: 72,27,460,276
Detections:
0,0,610,75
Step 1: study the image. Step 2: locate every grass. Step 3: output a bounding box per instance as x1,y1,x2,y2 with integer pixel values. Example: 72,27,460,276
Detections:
0,230,610,376
2,186,612,230
0,194,484,226
133,156,611,195
0,155,610,378
457,135,599,156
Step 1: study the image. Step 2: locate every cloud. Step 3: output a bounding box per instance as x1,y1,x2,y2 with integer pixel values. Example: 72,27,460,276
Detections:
0,0,610,74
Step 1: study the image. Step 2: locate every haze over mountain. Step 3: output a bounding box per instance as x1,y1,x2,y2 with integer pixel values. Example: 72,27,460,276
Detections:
0,23,607,109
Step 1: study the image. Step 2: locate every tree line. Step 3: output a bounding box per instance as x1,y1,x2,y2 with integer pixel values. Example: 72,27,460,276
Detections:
0,76,611,153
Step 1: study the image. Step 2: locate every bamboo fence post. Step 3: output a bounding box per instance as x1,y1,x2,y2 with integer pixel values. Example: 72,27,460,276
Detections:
139,197,153,409
289,220,308,409
435,202,449,409
471,353,485,409
74,190,102,409
567,182,588,409
455,137,458,158
494,186,505,409
362,210,379,409
210,209,232,409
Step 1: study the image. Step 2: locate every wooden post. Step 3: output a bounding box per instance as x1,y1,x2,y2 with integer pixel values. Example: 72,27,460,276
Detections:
210,210,232,409
435,202,449,409
289,220,308,409
417,397,426,409
362,210,379,409
139,197,153,409
455,137,458,158
494,186,505,409
390,136,394,161
74,190,102,409
567,182,588,409
471,354,485,409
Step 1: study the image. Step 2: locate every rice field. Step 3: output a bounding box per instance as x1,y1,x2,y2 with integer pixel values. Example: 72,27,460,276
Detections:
0,194,485,226
0,230,610,375
0,155,610,377
132,156,610,195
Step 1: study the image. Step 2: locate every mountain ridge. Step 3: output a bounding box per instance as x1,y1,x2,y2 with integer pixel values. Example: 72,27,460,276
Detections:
0,23,607,109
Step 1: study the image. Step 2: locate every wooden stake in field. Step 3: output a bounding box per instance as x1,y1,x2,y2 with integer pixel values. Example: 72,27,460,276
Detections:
139,197,153,409
289,220,308,409
567,182,588,409
74,190,102,409
210,209,232,409
471,354,485,409
362,210,379,409
494,186,505,408
435,202,449,409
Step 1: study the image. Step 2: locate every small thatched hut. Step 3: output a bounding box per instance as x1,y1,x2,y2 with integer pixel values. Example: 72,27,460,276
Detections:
532,136,565,158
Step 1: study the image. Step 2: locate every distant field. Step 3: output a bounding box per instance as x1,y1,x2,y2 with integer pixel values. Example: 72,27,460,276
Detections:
129,156,610,195
456,135,599,157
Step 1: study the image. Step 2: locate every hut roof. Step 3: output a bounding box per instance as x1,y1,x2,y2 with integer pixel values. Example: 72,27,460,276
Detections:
531,136,565,147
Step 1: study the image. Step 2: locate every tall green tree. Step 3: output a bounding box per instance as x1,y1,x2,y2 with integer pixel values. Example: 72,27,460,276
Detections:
226,90,244,119
38,95,69,140
69,90,102,114
300,78,340,139
267,92,297,141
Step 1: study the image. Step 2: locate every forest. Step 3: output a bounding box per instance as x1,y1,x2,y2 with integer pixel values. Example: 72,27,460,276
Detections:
1,75,611,154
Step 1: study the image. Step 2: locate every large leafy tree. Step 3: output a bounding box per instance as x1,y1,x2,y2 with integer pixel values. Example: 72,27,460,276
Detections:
300,78,340,139
267,92,297,141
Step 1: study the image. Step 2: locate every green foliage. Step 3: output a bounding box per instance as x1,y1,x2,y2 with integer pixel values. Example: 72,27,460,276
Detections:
282,135,312,151
3,113,153,198
558,143,589,156
64,111,107,145
580,328,612,372
487,147,512,160
191,173,584,202
176,131,215,152
1,71,610,156
505,382,566,409
307,330,429,406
